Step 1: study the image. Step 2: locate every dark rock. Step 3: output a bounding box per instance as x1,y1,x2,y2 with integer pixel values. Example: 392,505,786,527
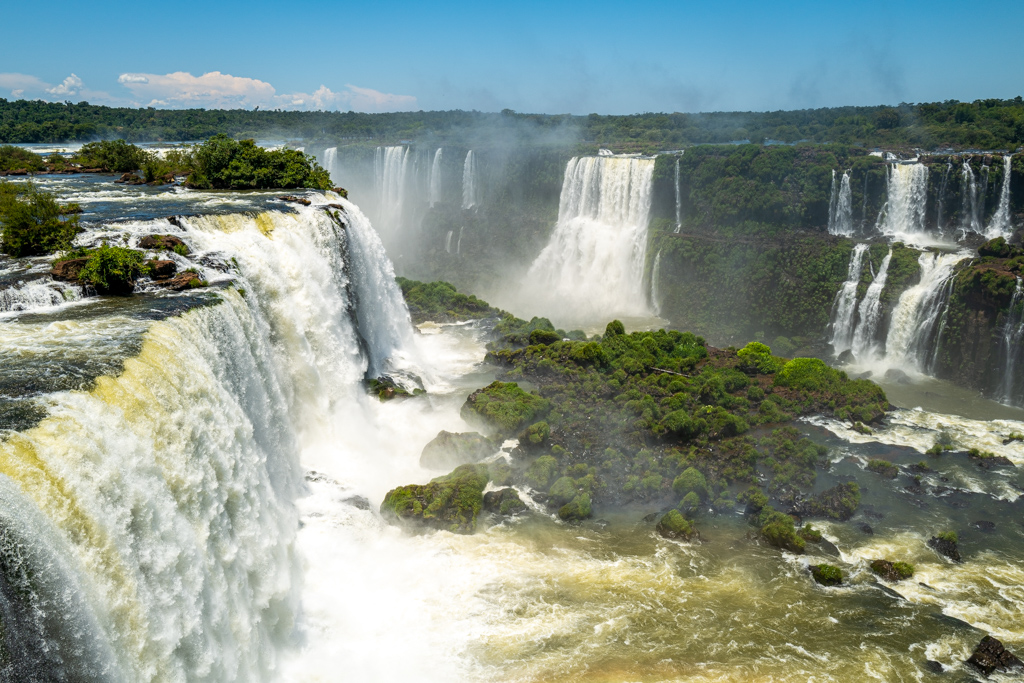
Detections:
139,234,189,254
420,430,496,470
836,349,855,365
923,660,943,674
869,559,914,582
341,495,371,510
116,172,145,185
332,186,349,198
49,257,89,282
793,482,861,521
380,464,489,534
642,512,659,523
859,523,874,534
970,520,996,532
966,635,1023,676
277,195,311,206
557,493,592,522
656,509,698,541
167,216,184,229
162,270,205,291
148,260,177,279
928,535,962,562
970,452,1014,469
483,487,527,516
883,368,912,384
809,563,843,586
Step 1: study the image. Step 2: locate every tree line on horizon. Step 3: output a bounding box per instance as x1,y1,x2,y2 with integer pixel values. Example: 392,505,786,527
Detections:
1,97,1023,152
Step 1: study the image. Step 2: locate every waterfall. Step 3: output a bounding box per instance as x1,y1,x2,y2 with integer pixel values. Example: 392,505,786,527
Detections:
444,230,453,253
849,248,892,361
936,161,953,235
828,170,854,236
461,150,478,210
428,148,443,206
960,160,982,236
374,145,410,232
999,277,1024,405
828,244,869,355
455,226,464,255
0,278,82,315
525,155,656,321
877,164,929,244
0,200,421,680
674,157,682,233
650,249,663,314
883,250,970,373
986,155,1014,239
323,146,337,180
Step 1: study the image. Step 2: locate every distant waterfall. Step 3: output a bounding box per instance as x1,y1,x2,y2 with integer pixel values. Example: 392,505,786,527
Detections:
455,226,465,255
462,150,478,209
828,244,869,354
375,145,410,231
849,248,892,360
1000,277,1024,405
650,249,663,314
526,155,656,320
877,164,929,243
960,160,982,236
428,148,443,206
323,146,337,181
444,230,453,253
674,157,682,233
828,170,854,236
883,251,969,373
936,161,953,234
986,155,1014,239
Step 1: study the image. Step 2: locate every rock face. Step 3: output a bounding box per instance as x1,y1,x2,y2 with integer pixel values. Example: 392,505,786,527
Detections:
482,488,527,516
966,636,1023,676
928,534,962,562
420,430,496,470
380,464,489,534
162,271,204,291
49,258,89,282
656,509,698,541
277,195,311,206
139,234,189,254
148,260,178,279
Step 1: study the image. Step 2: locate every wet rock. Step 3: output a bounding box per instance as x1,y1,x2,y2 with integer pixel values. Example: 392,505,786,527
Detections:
557,493,592,522
793,482,861,521
341,495,371,510
380,464,489,534
49,257,90,282
851,421,873,435
115,172,145,185
836,349,855,365
420,430,496,470
277,195,311,206
968,450,1014,469
883,368,912,384
331,186,348,198
148,260,177,279
162,270,205,291
483,488,527,516
642,512,659,523
139,234,189,254
928,533,962,562
966,635,1023,676
869,559,914,582
923,660,944,673
809,563,842,586
859,523,874,534
656,509,698,541
970,520,996,532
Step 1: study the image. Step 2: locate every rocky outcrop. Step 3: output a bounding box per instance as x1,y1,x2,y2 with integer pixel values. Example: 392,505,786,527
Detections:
277,195,311,206
49,258,89,282
420,430,496,470
809,564,842,586
966,635,1023,676
928,533,962,562
869,559,914,582
656,509,698,541
482,488,527,516
139,234,189,254
793,482,861,521
148,260,177,279
380,464,489,534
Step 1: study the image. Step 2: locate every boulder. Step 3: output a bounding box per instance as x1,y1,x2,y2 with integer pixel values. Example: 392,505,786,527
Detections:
809,563,843,586
482,488,527,516
966,635,1023,676
869,559,914,582
379,464,489,534
277,195,311,206
162,270,204,291
139,234,189,254
49,257,90,282
332,187,349,198
883,368,912,385
928,533,962,562
970,520,996,532
419,430,496,470
656,509,698,541
148,260,177,279
557,493,592,522
793,482,861,521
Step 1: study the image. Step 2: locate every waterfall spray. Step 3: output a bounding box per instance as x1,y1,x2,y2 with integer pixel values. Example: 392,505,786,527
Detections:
462,151,478,210
986,155,1014,239
960,160,982,236
650,250,663,315
1000,277,1024,405
428,148,443,206
877,164,930,244
936,161,952,235
828,170,854,236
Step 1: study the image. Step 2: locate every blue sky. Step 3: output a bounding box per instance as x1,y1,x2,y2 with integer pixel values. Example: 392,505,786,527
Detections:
2,0,1022,114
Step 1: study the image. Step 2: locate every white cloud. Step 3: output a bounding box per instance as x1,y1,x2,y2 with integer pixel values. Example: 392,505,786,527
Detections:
117,71,276,109
46,74,84,97
342,84,418,112
0,72,49,95
0,72,108,102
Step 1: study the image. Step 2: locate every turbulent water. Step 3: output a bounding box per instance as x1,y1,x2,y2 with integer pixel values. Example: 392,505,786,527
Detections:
877,164,934,246
2,175,1024,683
850,248,892,361
987,155,1014,239
523,155,656,323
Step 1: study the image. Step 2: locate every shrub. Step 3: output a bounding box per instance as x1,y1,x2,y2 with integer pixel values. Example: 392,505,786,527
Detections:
548,476,578,506
866,458,899,479
73,139,150,172
0,145,44,173
737,341,782,374
672,466,709,499
558,493,592,521
461,381,551,434
759,507,805,553
524,455,558,490
78,245,150,295
679,491,701,513
0,182,81,256
937,530,958,544
810,564,842,586
774,357,844,392
186,134,332,190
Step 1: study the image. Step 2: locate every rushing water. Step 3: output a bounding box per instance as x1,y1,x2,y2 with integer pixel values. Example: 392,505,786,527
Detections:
674,156,682,233
877,164,935,247
828,170,854,237
850,248,892,361
829,244,868,355
1000,278,1024,406
987,155,1014,240
428,148,443,206
375,145,410,237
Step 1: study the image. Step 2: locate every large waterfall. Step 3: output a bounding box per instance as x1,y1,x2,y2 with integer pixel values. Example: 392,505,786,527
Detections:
461,150,478,210
0,199,425,681
828,243,868,354
375,145,410,233
986,155,1014,239
524,155,656,322
1000,277,1024,405
877,164,930,245
827,170,854,236
849,248,892,361
428,148,443,206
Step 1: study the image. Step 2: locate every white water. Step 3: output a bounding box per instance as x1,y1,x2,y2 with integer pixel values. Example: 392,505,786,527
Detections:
0,278,83,316
650,249,662,315
523,155,656,322
884,250,971,373
849,248,892,361
375,146,410,234
461,150,478,210
960,160,982,237
322,147,337,181
828,244,868,354
673,157,682,233
428,148,443,206
986,155,1014,239
877,164,935,246
1000,277,1024,405
827,170,854,236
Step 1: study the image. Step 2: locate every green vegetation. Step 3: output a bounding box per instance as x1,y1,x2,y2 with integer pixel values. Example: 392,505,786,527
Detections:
866,458,899,479
0,182,81,256
656,509,697,540
758,507,805,553
0,145,44,172
461,381,551,435
937,530,958,544
77,244,150,295
72,139,150,172
185,134,332,190
796,482,861,520
799,523,822,543
870,559,914,582
379,464,490,534
810,564,843,586
396,277,499,323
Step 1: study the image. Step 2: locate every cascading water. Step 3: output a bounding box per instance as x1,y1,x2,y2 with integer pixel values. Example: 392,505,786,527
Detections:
986,155,1014,239
849,248,892,361
936,161,953,235
827,170,854,236
960,160,982,236
0,278,82,315
877,164,931,245
650,249,663,314
673,157,682,233
375,145,410,233
461,150,477,210
999,277,1024,405
444,230,453,253
828,243,868,354
455,226,464,255
883,250,970,373
428,148,443,206
323,146,337,181
524,155,656,321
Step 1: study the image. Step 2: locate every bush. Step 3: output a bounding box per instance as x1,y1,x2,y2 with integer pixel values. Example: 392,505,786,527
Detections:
0,145,44,172
0,182,81,256
737,341,782,374
810,564,842,586
186,134,332,190
73,139,150,172
866,458,899,478
937,530,958,544
462,381,551,435
672,466,709,500
78,245,150,295
548,476,578,506
759,507,805,553
558,493,591,521
774,357,843,392
524,455,558,490
679,491,701,513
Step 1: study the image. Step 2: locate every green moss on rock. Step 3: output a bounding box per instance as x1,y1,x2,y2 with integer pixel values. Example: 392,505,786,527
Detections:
380,464,489,534
656,509,698,540
810,563,843,586
461,381,551,435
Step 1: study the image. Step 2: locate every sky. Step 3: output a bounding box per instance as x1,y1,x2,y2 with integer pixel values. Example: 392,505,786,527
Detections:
1,0,1022,115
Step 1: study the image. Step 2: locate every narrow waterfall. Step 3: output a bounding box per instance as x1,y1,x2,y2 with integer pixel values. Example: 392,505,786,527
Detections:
1000,277,1024,405
323,146,337,181
883,251,969,372
525,155,656,321
828,244,869,354
455,226,465,255
0,201,421,681
936,161,953,234
986,155,1014,239
650,249,663,314
375,145,410,232
877,164,929,243
674,157,682,233
428,148,443,206
849,248,892,360
462,150,478,210
828,170,854,236
444,229,453,253
960,160,982,236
